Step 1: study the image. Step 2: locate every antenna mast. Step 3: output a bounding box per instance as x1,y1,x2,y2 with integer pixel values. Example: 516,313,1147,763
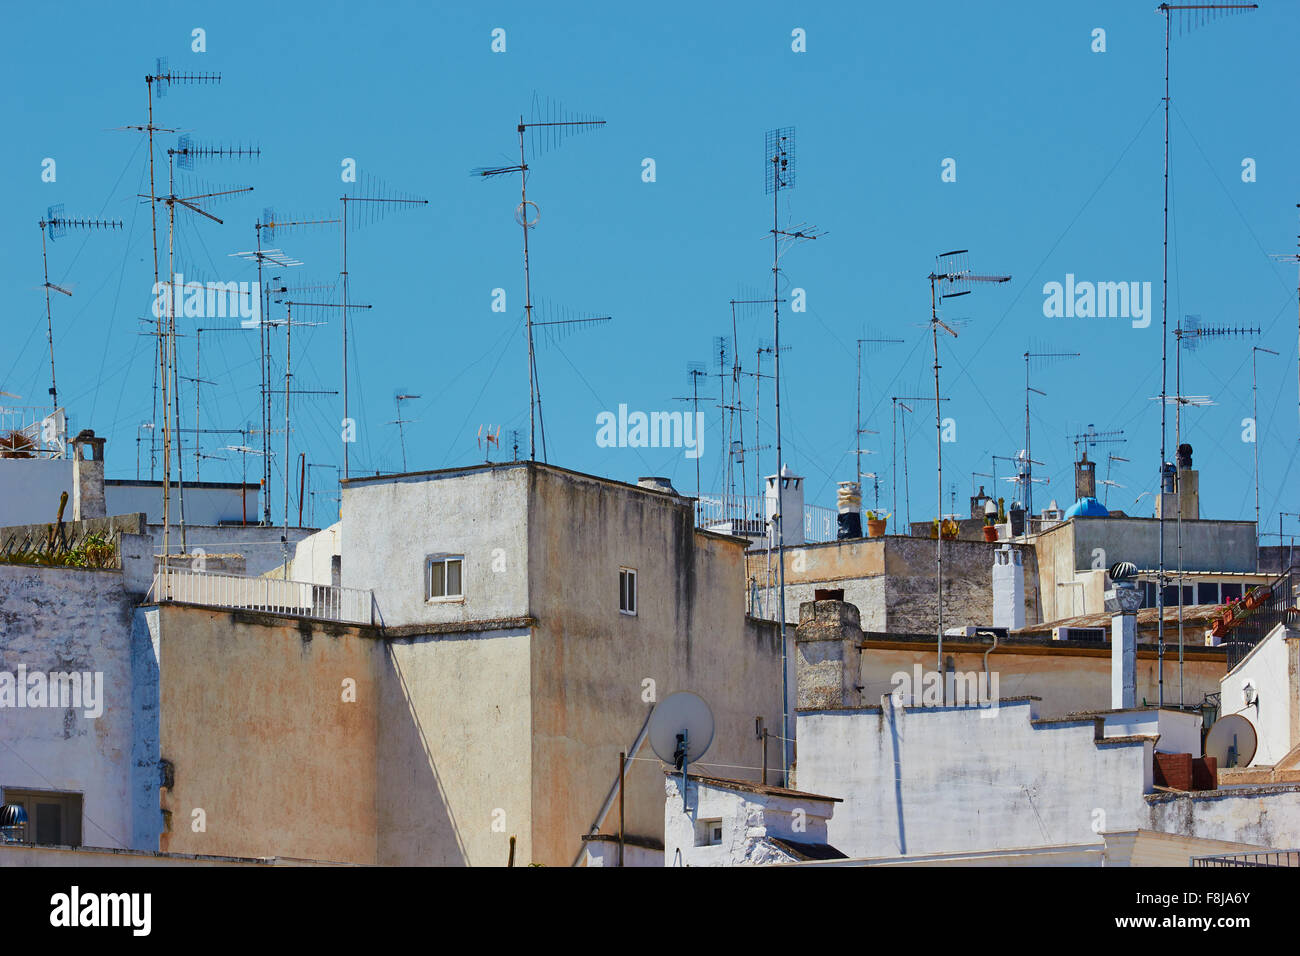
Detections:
928,250,1010,702
474,98,606,462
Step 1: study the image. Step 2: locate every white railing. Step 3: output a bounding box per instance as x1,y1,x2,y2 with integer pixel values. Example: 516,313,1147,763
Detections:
151,566,374,626
697,494,848,545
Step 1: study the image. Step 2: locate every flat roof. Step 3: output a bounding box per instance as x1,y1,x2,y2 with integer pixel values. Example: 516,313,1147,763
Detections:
669,771,842,803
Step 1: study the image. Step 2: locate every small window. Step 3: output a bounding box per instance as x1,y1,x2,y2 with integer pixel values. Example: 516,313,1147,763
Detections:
1197,581,1220,605
619,567,637,616
427,555,464,601
1220,582,1243,602
695,818,723,847
2,789,82,847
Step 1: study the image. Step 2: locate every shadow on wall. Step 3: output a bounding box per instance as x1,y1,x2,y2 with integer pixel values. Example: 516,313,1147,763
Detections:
377,638,471,867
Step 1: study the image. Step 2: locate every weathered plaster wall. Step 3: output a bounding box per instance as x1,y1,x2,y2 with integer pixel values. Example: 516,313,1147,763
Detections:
858,641,1226,719
752,537,1040,634
154,605,383,863
376,629,531,867
341,467,530,627
527,467,783,867
796,699,1153,859
0,564,141,850
1146,785,1300,848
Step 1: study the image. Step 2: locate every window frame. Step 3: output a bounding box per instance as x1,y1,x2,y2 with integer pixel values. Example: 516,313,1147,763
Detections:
425,553,465,603
619,566,637,616
2,787,83,847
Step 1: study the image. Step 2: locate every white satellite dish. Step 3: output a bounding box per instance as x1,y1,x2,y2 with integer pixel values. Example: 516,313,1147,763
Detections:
649,691,714,768
1204,713,1257,769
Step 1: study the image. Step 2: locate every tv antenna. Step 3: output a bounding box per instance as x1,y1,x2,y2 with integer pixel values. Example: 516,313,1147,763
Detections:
473,96,606,463
647,691,715,813
1251,347,1279,545
765,126,823,786
37,206,121,416
1155,2,1258,709
390,392,421,471
529,301,613,461
237,208,340,521
857,336,904,507
928,249,1010,699
1022,350,1078,515
673,363,710,520
892,395,947,534
339,173,428,479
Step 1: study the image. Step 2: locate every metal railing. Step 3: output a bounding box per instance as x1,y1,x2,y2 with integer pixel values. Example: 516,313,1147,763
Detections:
151,565,375,626
1192,849,1300,867
1220,567,1296,669
697,494,852,545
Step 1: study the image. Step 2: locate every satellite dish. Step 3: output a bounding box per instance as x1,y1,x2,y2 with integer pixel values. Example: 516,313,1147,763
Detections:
1205,714,1257,769
649,691,714,769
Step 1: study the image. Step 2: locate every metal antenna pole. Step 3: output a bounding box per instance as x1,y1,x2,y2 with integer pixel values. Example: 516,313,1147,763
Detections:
928,251,1010,701
1155,1,1257,708
1023,351,1079,515
1253,347,1279,544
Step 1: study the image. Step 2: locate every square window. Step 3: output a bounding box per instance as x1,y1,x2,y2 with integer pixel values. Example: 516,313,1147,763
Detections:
619,567,637,616
1197,582,1220,605
427,555,464,601
695,818,723,847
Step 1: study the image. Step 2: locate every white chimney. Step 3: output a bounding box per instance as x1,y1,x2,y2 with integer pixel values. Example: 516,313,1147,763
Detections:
766,464,804,547
72,430,106,521
1105,579,1143,710
992,544,1025,630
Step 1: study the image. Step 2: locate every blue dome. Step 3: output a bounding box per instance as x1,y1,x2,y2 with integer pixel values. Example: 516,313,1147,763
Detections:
1064,496,1109,518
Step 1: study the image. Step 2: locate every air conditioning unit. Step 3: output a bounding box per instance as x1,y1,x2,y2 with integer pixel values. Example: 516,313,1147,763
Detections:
944,625,1010,639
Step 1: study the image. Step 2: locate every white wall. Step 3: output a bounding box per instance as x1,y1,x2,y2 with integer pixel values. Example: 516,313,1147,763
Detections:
1219,624,1298,767
106,482,260,527
796,698,1153,859
663,775,836,866
0,564,157,851
0,458,72,527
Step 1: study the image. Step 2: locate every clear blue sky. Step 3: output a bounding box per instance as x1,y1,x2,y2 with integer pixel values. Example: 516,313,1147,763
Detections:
2,0,1297,535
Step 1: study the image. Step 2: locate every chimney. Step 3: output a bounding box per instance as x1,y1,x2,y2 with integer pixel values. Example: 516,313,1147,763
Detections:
836,481,862,539
1074,449,1096,500
1104,572,1143,709
992,544,1025,630
766,464,804,547
1155,444,1200,520
71,429,106,521
969,484,992,520
795,600,864,709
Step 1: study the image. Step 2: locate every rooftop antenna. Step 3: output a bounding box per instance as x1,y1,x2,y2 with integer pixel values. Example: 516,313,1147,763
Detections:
277,300,333,574
725,297,778,525
1268,204,1300,438
473,96,606,463
340,172,429,479
674,362,709,522
1104,453,1130,506
766,126,824,787
928,249,1010,701
1155,2,1258,710
142,134,253,559
529,301,613,461
1023,350,1079,516
37,206,121,418
115,58,222,572
235,208,338,522
857,336,904,509
1067,425,1126,502
192,317,262,482
893,396,948,534
745,340,785,520
391,392,421,471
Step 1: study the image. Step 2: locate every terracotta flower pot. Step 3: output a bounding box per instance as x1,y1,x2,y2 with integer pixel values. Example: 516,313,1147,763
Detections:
867,518,887,538
1210,619,1227,638
982,525,999,542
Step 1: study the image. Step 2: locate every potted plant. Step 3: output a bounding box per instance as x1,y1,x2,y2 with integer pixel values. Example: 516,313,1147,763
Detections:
940,518,959,540
1243,585,1270,611
982,515,999,542
997,497,1006,523
865,510,888,538
930,519,940,539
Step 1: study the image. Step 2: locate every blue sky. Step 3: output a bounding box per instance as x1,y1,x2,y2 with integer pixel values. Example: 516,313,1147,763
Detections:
2,0,1297,535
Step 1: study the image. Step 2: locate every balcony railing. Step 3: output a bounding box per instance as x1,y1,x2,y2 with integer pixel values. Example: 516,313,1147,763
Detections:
1192,849,1300,867
696,494,849,545
151,566,375,626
